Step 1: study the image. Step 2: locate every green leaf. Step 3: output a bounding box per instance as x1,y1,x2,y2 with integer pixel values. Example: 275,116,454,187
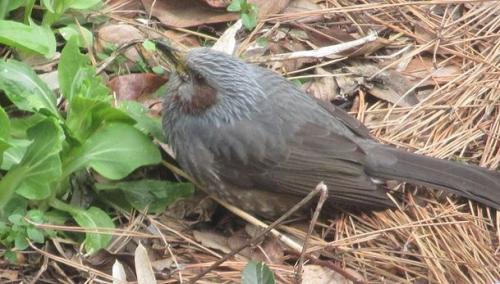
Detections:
97,180,193,213
4,250,18,263
119,101,165,142
23,0,36,24
58,37,91,100
14,233,28,250
67,0,103,10
241,12,257,30
242,261,276,284
0,20,56,58
0,118,63,208
59,24,93,47
0,106,10,165
15,118,63,200
9,113,45,138
1,138,32,170
41,0,56,13
3,196,27,218
227,0,242,12
26,227,44,243
63,123,161,180
72,206,113,253
8,213,24,225
151,66,164,75
0,138,9,167
0,60,59,116
0,105,10,139
256,37,268,47
70,67,110,100
66,96,135,142
27,209,45,224
142,39,156,52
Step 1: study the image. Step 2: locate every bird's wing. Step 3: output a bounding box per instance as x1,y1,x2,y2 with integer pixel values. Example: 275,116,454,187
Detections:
209,118,392,209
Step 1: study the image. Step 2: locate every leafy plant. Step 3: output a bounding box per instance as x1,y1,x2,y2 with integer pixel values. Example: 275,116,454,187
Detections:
227,0,258,30
242,261,276,284
0,0,103,57
0,36,190,258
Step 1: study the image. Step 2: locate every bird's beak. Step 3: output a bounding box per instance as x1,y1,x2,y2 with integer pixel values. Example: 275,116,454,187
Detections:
154,40,189,78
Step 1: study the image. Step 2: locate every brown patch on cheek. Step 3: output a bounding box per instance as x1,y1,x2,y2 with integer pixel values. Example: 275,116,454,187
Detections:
182,82,217,114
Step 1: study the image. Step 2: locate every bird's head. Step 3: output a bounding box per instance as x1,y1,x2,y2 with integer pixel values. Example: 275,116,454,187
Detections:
156,41,264,122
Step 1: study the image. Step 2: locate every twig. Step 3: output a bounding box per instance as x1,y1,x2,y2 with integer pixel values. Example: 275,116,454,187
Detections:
95,38,146,74
27,240,115,282
211,196,303,253
246,32,378,63
295,182,329,283
188,186,323,284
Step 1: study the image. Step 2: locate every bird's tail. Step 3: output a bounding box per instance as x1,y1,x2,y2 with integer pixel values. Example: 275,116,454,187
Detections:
364,144,500,209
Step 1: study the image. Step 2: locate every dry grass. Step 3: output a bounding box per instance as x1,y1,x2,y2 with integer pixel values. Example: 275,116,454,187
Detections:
10,0,500,283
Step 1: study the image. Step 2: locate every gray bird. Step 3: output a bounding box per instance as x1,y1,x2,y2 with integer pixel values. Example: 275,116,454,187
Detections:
160,44,500,218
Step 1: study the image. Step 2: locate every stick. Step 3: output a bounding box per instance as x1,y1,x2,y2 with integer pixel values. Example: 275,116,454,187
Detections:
295,182,329,283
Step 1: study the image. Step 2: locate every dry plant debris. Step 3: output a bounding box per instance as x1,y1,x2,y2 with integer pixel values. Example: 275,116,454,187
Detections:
3,0,499,283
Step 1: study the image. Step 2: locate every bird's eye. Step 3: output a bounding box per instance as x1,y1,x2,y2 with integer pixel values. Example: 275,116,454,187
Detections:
194,72,203,81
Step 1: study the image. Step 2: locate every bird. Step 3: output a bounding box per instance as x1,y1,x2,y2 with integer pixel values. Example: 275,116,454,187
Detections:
158,42,500,218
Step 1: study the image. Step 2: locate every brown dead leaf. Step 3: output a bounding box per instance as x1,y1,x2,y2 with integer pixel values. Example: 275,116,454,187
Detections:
108,73,168,101
403,57,461,85
341,63,419,107
193,230,231,254
142,0,290,28
163,195,217,224
151,258,175,271
201,0,232,8
304,67,339,101
162,30,200,48
108,0,143,17
414,22,436,44
348,37,392,57
301,265,362,284
281,0,323,23
269,35,316,73
0,269,18,281
96,24,145,62
304,25,355,47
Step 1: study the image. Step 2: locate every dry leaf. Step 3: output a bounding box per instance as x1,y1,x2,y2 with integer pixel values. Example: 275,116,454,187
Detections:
163,194,217,223
281,0,323,23
108,73,168,101
108,0,143,17
301,265,362,284
212,20,243,54
304,67,338,101
201,0,232,8
96,24,145,62
403,57,461,85
112,260,127,283
0,269,18,281
193,230,231,254
142,0,290,28
135,243,156,284
151,258,175,271
269,38,316,73
341,63,419,107
306,26,355,47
